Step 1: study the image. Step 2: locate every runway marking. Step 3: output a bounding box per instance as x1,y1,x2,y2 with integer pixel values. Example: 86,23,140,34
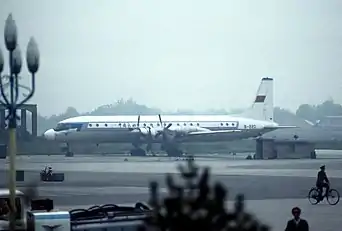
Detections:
28,186,168,197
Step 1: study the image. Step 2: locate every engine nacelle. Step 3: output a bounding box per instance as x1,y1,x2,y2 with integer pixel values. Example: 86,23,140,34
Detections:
138,127,158,136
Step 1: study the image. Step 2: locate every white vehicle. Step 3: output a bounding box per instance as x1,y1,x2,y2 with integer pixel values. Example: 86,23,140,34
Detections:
0,188,70,231
43,77,296,156
0,189,27,230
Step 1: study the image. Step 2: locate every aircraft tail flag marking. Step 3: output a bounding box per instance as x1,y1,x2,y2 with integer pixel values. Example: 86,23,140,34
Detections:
254,95,266,103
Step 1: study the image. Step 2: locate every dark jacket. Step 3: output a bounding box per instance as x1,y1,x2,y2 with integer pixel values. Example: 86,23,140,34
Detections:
285,219,309,231
316,170,329,185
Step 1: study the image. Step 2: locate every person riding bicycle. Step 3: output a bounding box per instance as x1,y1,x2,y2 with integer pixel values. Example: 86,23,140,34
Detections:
316,165,330,199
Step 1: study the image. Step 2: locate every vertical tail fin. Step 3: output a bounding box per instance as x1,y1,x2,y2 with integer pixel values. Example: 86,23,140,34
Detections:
240,77,274,121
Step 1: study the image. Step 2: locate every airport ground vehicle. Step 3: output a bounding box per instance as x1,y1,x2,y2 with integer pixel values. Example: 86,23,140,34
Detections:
308,186,340,205
0,188,72,230
0,189,28,230
0,188,149,231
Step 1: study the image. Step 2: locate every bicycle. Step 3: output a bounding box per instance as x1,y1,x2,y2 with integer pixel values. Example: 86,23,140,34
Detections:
308,186,340,205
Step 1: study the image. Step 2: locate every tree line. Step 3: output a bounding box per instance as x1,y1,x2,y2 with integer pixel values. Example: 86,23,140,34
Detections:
296,99,342,123
32,98,342,135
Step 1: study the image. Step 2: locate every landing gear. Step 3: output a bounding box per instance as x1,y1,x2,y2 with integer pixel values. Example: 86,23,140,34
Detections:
65,151,74,157
61,143,74,157
163,143,183,157
130,147,146,156
130,143,147,156
129,141,183,157
166,148,183,157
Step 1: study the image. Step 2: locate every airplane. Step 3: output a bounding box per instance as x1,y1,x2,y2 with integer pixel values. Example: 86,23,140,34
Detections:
43,77,296,156
305,116,342,128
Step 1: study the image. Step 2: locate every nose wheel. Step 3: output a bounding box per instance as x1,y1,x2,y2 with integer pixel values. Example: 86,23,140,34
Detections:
61,143,74,157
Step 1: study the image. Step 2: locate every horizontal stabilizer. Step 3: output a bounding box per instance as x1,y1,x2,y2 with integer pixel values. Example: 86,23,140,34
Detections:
304,120,315,126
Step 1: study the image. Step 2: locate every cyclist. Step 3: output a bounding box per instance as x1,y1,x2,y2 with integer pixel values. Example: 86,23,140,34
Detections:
316,165,330,199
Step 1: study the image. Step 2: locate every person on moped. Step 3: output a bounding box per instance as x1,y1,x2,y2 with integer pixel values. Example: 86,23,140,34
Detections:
43,166,53,176
316,165,330,199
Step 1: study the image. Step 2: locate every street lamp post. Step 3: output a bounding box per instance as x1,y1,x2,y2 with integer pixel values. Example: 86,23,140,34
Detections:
0,13,39,231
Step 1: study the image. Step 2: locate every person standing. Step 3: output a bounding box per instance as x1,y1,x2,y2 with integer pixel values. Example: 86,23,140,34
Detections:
285,207,309,231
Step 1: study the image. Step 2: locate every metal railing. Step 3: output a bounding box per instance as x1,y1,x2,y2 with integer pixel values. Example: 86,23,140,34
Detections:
69,202,151,231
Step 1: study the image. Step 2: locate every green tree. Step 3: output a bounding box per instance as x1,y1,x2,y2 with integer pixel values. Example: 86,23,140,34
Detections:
296,99,342,122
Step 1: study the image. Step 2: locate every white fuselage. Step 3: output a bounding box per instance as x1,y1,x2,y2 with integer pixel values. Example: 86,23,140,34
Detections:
43,114,279,144
43,77,285,145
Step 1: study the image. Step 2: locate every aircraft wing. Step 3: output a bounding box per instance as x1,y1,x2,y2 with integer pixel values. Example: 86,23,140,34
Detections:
176,129,242,142
264,125,298,130
273,125,297,129
187,129,242,136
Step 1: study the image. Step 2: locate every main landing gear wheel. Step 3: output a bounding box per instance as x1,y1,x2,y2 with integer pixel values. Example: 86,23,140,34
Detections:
130,148,146,156
165,147,183,157
61,145,74,157
65,152,74,157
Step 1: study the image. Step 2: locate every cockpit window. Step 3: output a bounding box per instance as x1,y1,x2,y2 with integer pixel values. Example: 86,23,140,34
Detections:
54,123,83,131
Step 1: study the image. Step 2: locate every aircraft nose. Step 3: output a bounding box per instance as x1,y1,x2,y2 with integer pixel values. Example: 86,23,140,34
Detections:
44,129,56,140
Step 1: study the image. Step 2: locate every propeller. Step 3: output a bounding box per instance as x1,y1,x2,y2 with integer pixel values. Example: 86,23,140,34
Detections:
135,115,154,153
137,115,140,128
133,114,174,153
146,126,153,153
155,114,173,142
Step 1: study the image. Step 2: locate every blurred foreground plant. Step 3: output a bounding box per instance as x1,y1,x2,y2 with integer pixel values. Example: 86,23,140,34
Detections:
139,157,270,231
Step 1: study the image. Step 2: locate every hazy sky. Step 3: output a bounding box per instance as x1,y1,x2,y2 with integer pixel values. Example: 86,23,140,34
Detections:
0,0,342,116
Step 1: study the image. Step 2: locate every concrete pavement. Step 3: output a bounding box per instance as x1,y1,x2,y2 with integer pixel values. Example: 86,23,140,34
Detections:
0,154,341,231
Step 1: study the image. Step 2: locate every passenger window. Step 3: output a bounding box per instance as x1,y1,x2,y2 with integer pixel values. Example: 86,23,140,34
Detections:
190,123,193,126
184,123,186,126
96,124,99,127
